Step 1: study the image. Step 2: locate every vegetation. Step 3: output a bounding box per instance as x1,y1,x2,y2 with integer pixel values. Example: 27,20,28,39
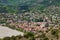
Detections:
0,0,60,13
0,0,60,40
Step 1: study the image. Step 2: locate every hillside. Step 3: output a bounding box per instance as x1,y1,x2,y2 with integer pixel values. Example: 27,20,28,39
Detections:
0,0,60,40
0,0,60,13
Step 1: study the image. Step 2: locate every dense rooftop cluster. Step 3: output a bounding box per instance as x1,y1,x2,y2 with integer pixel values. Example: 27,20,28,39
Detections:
0,13,50,33
0,12,59,34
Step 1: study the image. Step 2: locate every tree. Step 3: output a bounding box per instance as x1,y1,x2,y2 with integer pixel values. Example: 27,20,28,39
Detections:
24,32,34,38
10,36,16,40
15,35,22,40
51,29,59,40
43,37,49,40
3,37,10,40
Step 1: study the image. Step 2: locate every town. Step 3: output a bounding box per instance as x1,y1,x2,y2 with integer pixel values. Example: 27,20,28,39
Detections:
0,0,60,40
0,13,59,33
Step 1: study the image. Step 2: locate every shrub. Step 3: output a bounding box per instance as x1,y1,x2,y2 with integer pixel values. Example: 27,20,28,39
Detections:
3,37,10,40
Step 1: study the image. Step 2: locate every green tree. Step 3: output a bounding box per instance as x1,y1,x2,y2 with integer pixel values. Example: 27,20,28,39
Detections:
3,37,10,40
43,37,49,40
10,36,16,40
24,32,34,38
51,29,59,40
